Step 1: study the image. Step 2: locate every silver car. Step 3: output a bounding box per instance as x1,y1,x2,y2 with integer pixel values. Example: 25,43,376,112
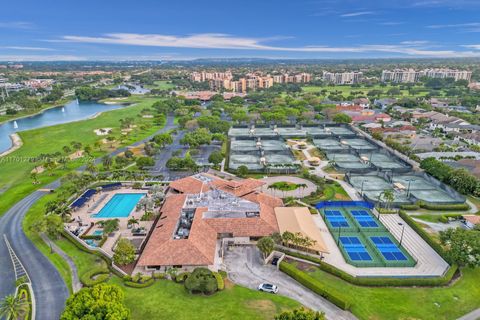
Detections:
258,283,279,294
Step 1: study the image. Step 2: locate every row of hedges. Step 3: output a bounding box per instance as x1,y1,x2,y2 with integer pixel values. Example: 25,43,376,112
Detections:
398,211,450,262
401,201,470,211
213,272,224,291
277,247,458,287
80,267,110,287
280,261,350,310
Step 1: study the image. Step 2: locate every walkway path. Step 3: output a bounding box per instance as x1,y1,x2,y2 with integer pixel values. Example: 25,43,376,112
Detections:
40,234,82,293
458,308,480,320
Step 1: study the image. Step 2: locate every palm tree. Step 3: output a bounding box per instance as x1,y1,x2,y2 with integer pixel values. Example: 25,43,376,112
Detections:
379,189,395,210
256,236,275,259
128,217,139,229
0,294,29,320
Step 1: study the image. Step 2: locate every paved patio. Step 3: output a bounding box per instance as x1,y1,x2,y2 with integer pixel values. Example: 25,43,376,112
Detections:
66,188,155,255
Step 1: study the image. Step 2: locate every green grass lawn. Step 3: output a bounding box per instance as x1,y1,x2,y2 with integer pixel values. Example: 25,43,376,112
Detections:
0,97,163,216
305,264,480,320
108,277,300,320
145,80,176,90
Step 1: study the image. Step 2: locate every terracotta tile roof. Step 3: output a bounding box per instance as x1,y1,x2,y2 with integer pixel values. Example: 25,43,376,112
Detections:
138,174,280,267
464,215,480,225
137,194,217,267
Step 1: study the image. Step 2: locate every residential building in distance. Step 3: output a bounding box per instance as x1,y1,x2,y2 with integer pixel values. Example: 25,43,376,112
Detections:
381,68,472,83
322,71,363,84
190,71,311,93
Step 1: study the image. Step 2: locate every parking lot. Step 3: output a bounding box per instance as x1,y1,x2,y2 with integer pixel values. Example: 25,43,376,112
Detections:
223,246,356,320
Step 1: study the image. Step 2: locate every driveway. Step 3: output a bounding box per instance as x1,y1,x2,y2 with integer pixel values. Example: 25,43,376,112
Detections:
223,246,356,320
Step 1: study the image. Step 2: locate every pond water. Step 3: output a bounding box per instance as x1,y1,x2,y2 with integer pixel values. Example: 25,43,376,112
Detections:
0,100,123,154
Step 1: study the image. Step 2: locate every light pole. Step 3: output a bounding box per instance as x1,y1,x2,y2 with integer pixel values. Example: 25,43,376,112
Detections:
337,226,342,245
406,179,412,197
360,179,367,197
398,222,405,246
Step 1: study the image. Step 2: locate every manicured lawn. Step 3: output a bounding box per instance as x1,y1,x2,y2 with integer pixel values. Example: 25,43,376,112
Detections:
305,265,480,320
109,277,300,320
0,97,163,216
145,80,176,90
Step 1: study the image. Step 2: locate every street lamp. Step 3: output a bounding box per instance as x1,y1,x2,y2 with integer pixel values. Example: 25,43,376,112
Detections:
406,179,412,197
398,222,405,246
360,179,367,197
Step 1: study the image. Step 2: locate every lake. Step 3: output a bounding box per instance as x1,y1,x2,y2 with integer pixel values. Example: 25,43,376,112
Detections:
0,100,123,154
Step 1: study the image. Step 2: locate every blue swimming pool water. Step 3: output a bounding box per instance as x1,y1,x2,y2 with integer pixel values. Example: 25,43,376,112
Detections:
95,193,145,218
92,230,103,236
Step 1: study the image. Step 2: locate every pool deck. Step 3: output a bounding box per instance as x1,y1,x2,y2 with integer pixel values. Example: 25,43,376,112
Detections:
65,188,154,255
313,212,449,277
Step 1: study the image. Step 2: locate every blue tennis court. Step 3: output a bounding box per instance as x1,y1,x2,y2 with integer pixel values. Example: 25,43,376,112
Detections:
339,236,372,261
350,210,379,228
324,210,349,227
371,236,408,261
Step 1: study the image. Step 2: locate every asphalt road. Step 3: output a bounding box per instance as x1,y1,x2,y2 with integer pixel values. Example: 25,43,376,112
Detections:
0,114,177,320
224,246,357,320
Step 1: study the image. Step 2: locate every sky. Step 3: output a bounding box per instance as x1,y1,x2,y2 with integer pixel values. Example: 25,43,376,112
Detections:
2,0,480,61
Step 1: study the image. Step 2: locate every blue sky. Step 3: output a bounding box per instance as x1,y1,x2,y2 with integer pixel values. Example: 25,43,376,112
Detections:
1,0,480,60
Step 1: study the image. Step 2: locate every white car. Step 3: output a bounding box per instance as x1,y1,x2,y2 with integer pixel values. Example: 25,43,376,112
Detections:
258,283,279,294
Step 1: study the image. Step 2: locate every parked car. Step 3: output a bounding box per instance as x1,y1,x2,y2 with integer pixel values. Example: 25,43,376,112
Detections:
271,257,279,266
258,283,279,294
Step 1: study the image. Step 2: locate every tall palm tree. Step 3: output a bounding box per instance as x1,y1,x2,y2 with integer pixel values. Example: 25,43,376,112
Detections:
0,294,28,320
128,217,139,229
379,189,395,210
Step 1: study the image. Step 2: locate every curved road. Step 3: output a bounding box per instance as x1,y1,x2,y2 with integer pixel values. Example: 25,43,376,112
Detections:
0,114,177,320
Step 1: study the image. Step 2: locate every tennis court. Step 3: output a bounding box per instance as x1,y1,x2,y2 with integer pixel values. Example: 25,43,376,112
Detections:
339,236,372,261
350,210,379,228
370,236,408,261
324,210,349,227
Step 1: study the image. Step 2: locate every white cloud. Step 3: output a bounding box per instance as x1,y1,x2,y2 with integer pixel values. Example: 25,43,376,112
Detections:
0,21,33,29
427,22,480,29
1,46,55,51
340,11,374,17
463,44,480,50
58,33,480,58
0,55,85,61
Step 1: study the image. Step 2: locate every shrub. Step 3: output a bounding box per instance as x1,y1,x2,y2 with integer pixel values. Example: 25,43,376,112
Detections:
124,278,155,288
218,270,228,279
419,203,470,211
175,272,190,283
80,267,110,287
153,272,166,280
399,204,420,210
184,268,218,294
277,247,457,287
213,272,225,291
280,262,350,310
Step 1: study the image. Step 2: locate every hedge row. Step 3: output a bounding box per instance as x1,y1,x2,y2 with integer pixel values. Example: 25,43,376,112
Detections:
153,272,166,280
62,231,125,278
398,211,450,263
213,272,224,291
419,203,470,211
277,247,457,287
80,267,110,287
124,278,155,288
280,261,350,310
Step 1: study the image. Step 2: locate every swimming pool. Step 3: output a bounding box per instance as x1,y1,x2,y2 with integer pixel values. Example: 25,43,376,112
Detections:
95,193,145,218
